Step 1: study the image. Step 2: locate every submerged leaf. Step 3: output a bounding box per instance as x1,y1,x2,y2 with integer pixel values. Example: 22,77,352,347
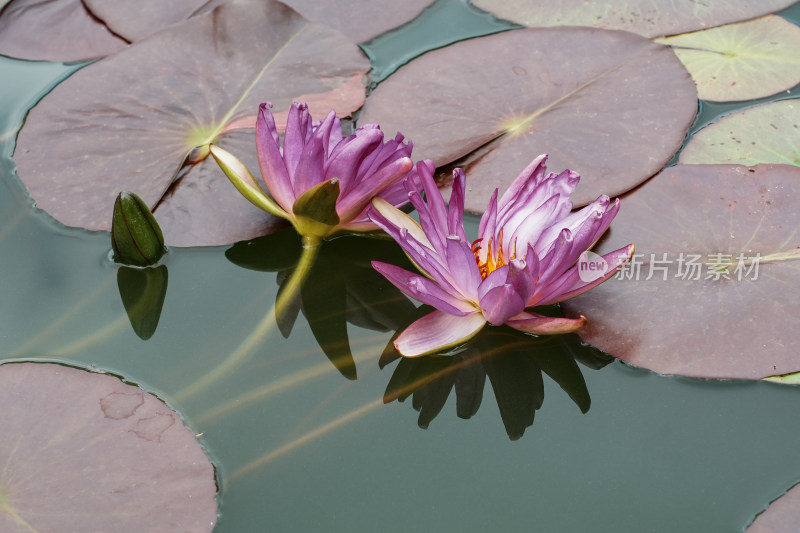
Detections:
679,99,800,166
655,15,800,102
562,164,800,380
0,362,217,531
358,27,697,209
13,0,369,247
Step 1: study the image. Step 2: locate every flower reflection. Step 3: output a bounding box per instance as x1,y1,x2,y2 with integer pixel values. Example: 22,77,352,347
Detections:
381,323,612,439
226,228,417,379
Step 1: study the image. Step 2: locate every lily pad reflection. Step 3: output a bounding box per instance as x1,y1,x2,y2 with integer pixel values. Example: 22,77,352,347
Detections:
381,325,611,440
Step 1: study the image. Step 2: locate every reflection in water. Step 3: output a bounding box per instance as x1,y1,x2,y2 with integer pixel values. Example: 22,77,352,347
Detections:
226,228,417,379
116,264,168,340
381,324,612,439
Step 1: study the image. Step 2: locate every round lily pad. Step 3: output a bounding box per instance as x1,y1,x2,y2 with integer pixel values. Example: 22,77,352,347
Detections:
0,362,217,532
679,99,800,166
13,0,369,247
655,15,800,102
358,27,697,210
562,164,800,380
470,0,797,38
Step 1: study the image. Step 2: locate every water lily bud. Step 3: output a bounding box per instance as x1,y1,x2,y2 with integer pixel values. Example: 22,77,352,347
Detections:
111,191,167,267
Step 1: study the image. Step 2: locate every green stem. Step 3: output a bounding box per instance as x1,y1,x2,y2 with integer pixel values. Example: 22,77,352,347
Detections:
174,236,321,403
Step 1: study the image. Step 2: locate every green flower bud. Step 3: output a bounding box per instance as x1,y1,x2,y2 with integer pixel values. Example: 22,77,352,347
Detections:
111,191,167,267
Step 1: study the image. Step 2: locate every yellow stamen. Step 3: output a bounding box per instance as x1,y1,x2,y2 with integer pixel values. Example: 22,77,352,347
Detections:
471,230,519,280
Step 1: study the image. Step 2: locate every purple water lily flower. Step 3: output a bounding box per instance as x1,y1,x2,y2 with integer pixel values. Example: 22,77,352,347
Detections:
369,155,634,357
211,102,414,240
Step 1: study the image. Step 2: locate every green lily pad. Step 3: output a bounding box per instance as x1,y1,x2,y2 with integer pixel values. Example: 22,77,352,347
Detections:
0,0,128,61
748,482,800,532
470,0,797,38
0,362,217,532
655,15,800,102
358,27,697,210
679,99,800,166
13,0,370,247
282,0,434,43
562,164,800,380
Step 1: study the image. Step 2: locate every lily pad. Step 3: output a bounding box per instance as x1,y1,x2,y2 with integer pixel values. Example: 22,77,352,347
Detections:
13,0,370,247
0,362,217,532
82,0,210,42
358,27,697,210
470,0,797,38
562,164,800,380
282,0,434,43
655,15,800,102
679,99,800,166
748,482,800,532
0,0,128,61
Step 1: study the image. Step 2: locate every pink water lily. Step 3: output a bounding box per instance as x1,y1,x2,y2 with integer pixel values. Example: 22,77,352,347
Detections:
211,102,414,240
369,155,634,357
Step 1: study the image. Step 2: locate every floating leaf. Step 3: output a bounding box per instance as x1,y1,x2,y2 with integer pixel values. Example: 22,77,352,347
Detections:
358,27,697,210
0,0,128,61
470,0,797,38
13,0,370,247
655,16,800,102
282,0,434,43
763,371,800,385
562,164,800,380
748,482,800,532
679,99,800,166
0,362,217,531
83,0,209,41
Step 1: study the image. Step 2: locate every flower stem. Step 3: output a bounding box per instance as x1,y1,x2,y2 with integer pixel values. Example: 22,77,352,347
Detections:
174,235,322,403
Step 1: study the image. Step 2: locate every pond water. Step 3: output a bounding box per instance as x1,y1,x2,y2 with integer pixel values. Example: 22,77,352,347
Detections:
2,1,800,531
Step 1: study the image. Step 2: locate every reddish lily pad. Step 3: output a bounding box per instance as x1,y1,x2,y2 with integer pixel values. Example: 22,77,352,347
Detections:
470,0,797,38
562,164,800,380
358,27,697,210
13,0,370,247
655,16,800,102
679,99,800,166
748,482,800,532
0,0,128,61
0,362,217,532
83,0,209,41
282,0,434,43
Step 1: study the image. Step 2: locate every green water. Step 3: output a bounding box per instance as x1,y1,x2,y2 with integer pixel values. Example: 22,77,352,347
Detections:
2,1,800,531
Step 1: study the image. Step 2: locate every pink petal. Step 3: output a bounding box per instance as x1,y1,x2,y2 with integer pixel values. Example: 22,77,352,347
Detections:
507,311,587,335
536,244,634,305
372,261,476,316
256,103,294,212
394,310,487,357
283,102,313,180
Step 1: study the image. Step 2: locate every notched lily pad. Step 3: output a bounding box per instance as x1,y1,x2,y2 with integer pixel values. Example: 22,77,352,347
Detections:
470,0,797,39
13,0,370,247
282,0,434,43
358,27,697,210
655,15,800,102
83,0,209,41
0,362,217,532
0,0,128,61
680,99,800,166
562,164,800,380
